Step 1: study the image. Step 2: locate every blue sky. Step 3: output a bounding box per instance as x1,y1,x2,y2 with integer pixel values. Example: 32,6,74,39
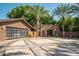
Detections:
0,3,59,20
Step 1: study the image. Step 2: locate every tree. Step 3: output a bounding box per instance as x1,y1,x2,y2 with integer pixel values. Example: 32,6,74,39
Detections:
7,5,50,36
7,5,32,18
7,5,36,26
64,16,75,31
57,16,79,32
72,3,79,17
71,3,79,31
27,5,49,36
53,4,73,36
73,17,79,31
40,16,55,25
7,5,50,27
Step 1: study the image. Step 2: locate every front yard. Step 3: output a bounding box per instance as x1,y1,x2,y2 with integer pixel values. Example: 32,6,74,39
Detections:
0,37,79,56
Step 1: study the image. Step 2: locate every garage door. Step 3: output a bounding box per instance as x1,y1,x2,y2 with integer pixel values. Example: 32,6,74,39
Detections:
6,27,28,39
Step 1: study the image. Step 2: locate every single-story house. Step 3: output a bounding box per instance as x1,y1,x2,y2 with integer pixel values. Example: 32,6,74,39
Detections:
0,18,78,41
0,18,58,41
0,18,34,41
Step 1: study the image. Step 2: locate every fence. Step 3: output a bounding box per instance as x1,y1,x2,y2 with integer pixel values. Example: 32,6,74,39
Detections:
60,32,79,38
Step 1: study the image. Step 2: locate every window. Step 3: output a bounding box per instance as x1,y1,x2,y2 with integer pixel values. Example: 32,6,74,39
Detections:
6,27,27,39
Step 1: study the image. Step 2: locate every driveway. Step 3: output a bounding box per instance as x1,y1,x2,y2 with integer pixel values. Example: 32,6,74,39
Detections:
0,37,79,56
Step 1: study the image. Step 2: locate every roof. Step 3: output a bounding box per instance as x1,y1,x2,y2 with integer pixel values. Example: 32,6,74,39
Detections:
0,18,34,29
32,24,57,31
41,24,57,31
0,18,57,31
0,18,21,22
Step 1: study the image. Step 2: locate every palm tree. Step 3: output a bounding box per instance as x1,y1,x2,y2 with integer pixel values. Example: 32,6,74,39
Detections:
30,5,49,36
53,4,73,37
65,16,75,32
72,3,79,17
71,4,79,30
71,4,79,31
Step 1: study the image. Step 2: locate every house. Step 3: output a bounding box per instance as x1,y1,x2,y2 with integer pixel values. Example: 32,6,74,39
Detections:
28,24,58,37
0,18,58,41
0,18,34,41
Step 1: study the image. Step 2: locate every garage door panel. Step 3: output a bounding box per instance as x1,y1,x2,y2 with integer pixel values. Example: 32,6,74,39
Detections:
6,27,27,39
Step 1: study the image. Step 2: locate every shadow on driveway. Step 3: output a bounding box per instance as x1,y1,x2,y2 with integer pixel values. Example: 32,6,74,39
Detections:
51,42,79,56
5,51,30,56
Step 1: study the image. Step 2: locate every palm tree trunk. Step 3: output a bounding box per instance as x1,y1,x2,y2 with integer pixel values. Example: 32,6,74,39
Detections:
62,24,65,37
36,15,40,37
62,16,65,37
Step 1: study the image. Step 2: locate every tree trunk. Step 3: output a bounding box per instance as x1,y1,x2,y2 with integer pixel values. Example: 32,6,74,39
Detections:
36,15,40,37
39,25,42,37
62,16,65,37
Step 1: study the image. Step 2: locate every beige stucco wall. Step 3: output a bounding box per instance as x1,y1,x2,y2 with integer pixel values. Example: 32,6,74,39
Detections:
0,20,30,41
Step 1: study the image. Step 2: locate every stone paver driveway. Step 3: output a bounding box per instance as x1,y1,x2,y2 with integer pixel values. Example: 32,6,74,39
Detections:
0,37,79,56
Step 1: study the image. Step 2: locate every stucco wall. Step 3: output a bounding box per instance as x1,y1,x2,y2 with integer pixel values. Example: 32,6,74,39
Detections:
0,20,30,41
0,26,5,41
60,32,79,37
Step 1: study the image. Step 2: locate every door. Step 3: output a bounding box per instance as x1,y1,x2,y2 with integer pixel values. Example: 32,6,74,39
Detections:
47,30,53,37
6,27,27,39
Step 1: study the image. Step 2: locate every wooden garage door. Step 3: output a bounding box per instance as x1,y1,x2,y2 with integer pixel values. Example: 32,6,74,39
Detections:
6,27,28,39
